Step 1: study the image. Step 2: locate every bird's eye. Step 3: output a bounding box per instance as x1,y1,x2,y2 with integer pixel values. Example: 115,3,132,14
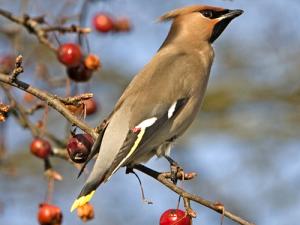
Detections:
200,10,214,18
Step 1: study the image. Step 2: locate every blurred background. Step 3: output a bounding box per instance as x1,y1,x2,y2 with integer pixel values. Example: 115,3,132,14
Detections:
0,0,299,225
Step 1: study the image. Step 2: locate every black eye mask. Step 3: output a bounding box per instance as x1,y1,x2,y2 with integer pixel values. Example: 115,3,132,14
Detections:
200,9,230,19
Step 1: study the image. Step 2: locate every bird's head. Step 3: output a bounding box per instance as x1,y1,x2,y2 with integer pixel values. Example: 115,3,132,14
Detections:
160,5,243,43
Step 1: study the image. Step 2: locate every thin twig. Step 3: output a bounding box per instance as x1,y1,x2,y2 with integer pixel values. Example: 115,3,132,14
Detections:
0,73,97,138
25,103,45,115
0,8,91,52
43,25,91,34
57,93,93,105
10,55,23,80
1,83,66,149
133,164,255,225
0,8,56,51
183,197,197,218
1,83,39,136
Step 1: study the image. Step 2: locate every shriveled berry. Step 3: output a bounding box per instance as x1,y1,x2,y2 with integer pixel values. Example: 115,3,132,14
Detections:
113,18,132,32
30,138,52,159
77,203,94,222
66,63,93,82
93,13,114,33
160,209,192,225
84,54,101,71
84,98,98,116
0,103,9,122
57,43,82,67
67,133,94,163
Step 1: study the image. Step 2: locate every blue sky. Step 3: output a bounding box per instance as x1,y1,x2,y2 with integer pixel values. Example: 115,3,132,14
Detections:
0,1,299,225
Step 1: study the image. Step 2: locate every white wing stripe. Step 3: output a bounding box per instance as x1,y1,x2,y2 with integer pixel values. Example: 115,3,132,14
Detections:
168,101,177,118
107,117,158,179
136,117,157,128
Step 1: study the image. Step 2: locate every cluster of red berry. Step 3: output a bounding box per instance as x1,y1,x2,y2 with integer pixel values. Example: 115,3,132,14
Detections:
31,133,95,225
56,13,131,83
37,202,94,224
30,133,94,163
0,8,193,225
31,135,192,225
93,13,131,33
57,44,100,82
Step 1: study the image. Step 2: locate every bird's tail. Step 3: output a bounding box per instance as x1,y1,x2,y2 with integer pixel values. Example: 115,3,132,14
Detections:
71,108,129,212
70,176,105,212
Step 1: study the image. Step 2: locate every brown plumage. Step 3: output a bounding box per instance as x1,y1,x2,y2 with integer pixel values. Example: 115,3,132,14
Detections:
159,5,225,21
71,5,243,212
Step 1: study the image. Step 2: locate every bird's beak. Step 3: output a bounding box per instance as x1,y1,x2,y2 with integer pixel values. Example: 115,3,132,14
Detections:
209,9,243,43
220,9,244,20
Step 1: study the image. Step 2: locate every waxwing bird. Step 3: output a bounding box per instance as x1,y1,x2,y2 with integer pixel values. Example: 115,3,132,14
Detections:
71,5,243,211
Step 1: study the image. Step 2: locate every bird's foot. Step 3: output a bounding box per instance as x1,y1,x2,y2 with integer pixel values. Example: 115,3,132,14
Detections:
164,155,184,184
164,156,197,184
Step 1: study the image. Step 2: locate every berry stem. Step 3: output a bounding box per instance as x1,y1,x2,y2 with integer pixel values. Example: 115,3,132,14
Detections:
46,176,55,204
44,158,54,203
41,104,49,136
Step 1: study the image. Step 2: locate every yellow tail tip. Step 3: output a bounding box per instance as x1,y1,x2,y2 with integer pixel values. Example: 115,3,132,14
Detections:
70,191,95,212
70,200,80,212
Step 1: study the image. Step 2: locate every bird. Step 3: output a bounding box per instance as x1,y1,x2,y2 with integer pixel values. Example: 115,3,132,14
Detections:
71,4,243,211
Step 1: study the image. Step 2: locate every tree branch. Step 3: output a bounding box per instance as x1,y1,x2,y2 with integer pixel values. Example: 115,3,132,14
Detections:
0,73,97,138
133,164,256,225
1,83,39,136
0,8,91,52
0,8,56,51
0,7,255,225
43,25,91,34
1,83,66,147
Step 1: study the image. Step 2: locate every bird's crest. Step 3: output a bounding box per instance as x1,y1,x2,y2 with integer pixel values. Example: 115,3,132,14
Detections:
159,5,224,22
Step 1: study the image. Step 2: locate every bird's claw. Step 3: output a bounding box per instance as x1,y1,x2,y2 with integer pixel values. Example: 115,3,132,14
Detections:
164,155,184,184
170,163,184,184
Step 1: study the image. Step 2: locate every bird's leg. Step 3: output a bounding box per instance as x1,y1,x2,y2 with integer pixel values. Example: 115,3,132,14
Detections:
164,155,184,185
126,167,153,204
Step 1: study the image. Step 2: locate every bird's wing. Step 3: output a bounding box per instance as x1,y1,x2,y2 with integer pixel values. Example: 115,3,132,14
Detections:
71,49,205,211
101,50,203,181
104,97,189,181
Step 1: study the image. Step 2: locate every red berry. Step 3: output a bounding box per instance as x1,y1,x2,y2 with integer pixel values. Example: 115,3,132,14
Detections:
0,54,15,74
93,13,114,33
84,98,98,116
57,43,82,67
160,209,192,225
38,203,63,225
30,138,52,159
23,92,36,103
67,133,94,163
66,63,93,82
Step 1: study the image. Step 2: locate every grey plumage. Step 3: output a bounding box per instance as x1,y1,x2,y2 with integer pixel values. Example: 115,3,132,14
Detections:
71,5,243,211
